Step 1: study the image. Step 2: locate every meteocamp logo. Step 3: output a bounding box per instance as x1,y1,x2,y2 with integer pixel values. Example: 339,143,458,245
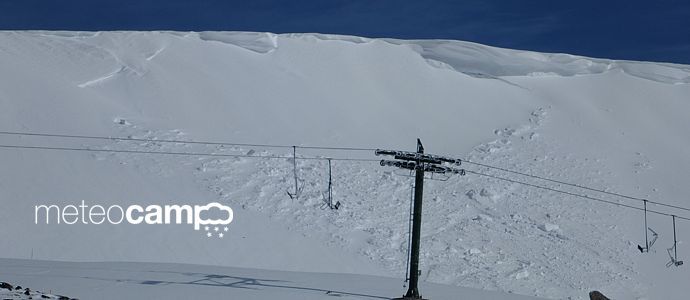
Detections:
34,201,234,239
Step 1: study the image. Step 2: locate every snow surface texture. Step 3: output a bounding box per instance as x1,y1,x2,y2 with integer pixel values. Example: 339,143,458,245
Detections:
0,258,542,300
0,31,689,299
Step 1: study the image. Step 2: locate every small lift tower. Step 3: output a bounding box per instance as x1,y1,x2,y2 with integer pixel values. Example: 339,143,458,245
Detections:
377,139,465,300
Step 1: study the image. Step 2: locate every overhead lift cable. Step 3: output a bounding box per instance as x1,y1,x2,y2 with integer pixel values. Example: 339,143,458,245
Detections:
2,130,690,216
463,160,690,213
464,169,690,221
0,144,379,162
0,131,377,152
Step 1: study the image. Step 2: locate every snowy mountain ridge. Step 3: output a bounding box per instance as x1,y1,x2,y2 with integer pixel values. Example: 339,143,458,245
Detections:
197,31,690,84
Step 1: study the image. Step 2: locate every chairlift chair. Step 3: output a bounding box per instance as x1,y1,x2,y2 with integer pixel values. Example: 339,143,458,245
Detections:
638,227,658,253
320,158,340,210
666,215,684,267
638,200,659,253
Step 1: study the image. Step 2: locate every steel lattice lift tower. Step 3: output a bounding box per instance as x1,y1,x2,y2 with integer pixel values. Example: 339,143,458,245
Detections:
377,139,465,300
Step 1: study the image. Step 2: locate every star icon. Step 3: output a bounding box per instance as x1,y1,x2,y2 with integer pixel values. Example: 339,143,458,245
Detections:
218,232,224,238
204,226,210,231
224,227,229,232
206,232,212,237
214,227,219,232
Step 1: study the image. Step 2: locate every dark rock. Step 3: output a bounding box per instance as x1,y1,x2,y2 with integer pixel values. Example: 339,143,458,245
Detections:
41,295,50,299
24,287,31,295
0,282,12,290
57,296,70,300
15,286,22,290
589,290,611,300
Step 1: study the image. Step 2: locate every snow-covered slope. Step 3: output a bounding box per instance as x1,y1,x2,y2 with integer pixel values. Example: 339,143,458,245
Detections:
0,258,543,300
0,31,689,299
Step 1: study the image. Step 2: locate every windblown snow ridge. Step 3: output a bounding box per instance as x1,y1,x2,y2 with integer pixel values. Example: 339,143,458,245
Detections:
12,31,689,84
383,39,690,84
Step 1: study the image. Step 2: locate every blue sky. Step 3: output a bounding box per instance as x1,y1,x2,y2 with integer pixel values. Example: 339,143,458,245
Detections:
1,0,689,64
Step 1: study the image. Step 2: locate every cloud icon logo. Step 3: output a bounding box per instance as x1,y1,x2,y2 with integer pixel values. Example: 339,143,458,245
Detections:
194,202,234,230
